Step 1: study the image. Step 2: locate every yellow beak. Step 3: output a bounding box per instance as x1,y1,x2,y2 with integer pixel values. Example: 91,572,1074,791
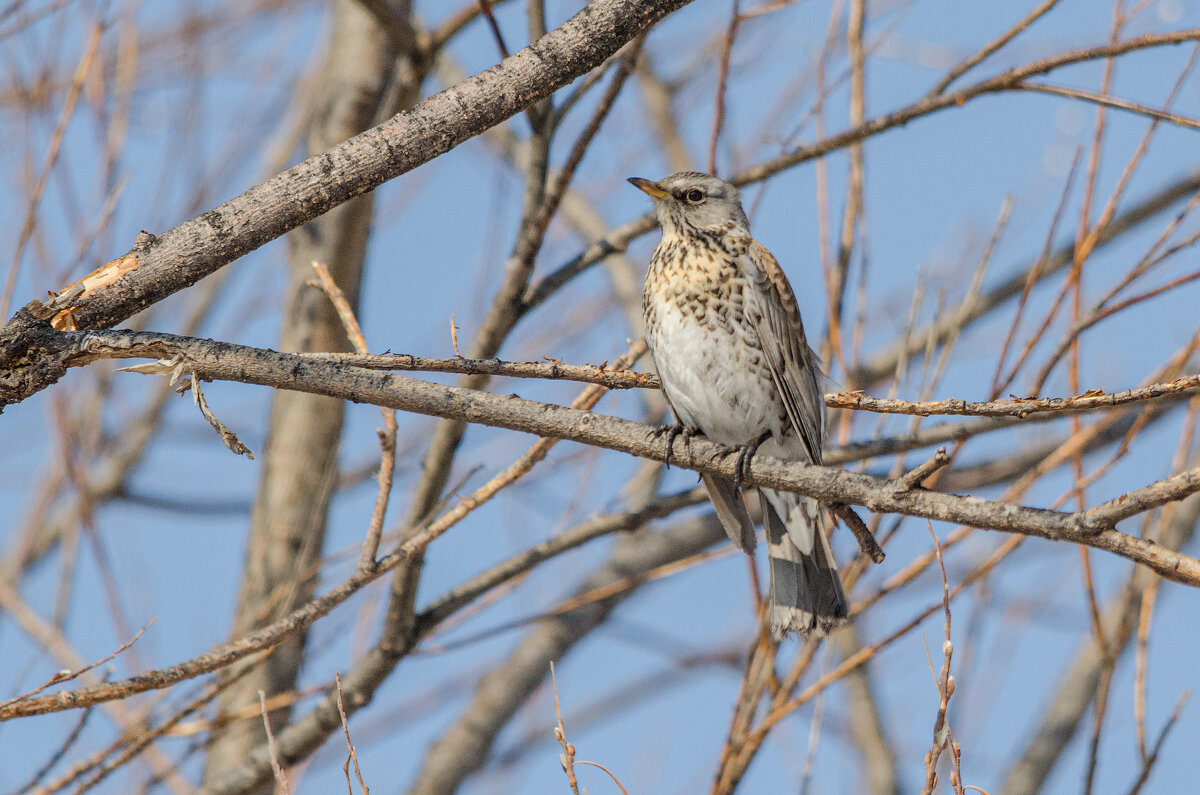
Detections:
627,177,671,200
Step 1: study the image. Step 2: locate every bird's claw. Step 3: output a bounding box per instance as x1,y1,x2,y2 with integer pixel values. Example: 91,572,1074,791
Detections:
652,422,699,469
731,432,770,493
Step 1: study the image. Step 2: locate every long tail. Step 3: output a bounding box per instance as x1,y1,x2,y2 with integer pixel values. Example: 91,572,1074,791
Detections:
759,489,848,639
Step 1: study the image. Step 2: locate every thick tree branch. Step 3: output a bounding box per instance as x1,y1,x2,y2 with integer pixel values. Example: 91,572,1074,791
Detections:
0,0,695,405
1000,490,1200,794
31,327,1200,585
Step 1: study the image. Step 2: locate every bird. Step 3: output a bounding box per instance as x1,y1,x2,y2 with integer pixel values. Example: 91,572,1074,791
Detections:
629,171,848,639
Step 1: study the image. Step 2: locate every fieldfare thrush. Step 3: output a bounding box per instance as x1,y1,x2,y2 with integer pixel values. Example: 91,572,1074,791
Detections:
631,171,848,638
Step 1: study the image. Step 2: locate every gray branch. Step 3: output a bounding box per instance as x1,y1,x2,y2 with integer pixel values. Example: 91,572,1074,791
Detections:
408,514,726,794
0,0,696,405
999,491,1200,794
46,327,1200,585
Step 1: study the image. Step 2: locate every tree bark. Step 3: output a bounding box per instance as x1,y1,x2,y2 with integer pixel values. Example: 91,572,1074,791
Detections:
0,0,697,409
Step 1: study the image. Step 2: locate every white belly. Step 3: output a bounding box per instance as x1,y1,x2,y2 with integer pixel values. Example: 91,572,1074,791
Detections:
649,301,784,447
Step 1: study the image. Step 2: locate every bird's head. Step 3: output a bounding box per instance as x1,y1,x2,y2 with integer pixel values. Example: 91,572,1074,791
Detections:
627,172,750,236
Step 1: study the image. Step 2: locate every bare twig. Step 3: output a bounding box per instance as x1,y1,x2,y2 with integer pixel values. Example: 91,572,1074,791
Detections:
830,503,885,564
260,690,292,795
190,372,255,459
336,673,369,795
10,331,1192,581
310,261,397,570
828,375,1200,417
707,0,741,175
0,619,152,710
1017,81,1200,131
550,662,580,795
920,523,961,795
893,448,952,493
476,0,511,58
302,351,660,388
928,0,1064,96
1126,692,1190,795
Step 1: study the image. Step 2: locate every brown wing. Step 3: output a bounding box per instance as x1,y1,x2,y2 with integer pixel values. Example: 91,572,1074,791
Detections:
740,239,826,465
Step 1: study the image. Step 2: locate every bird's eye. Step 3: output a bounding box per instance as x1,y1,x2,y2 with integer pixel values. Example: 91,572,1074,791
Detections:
685,188,705,204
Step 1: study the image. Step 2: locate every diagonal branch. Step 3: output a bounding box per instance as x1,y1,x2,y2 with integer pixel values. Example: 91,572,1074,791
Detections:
0,0,697,403
38,327,1200,583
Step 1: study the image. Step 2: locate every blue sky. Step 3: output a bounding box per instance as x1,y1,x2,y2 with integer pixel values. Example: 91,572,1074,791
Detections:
3,0,1200,792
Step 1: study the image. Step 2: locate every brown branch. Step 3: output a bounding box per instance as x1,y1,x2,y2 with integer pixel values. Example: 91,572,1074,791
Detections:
738,28,1200,187
299,351,660,387
1126,692,1190,795
707,0,741,175
476,0,511,58
6,328,1200,727
304,350,1200,421
430,0,517,50
310,260,397,571
1018,80,1200,131
335,673,369,795
920,524,960,795
550,662,581,795
999,489,1200,794
0,619,152,710
828,374,1200,417
928,0,1064,96
260,690,292,795
894,448,953,492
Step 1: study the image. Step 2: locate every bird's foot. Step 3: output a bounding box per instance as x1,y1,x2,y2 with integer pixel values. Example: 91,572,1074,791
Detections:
652,422,700,469
731,431,771,492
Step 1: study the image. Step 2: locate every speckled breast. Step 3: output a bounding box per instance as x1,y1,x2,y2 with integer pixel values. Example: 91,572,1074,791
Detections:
643,237,787,447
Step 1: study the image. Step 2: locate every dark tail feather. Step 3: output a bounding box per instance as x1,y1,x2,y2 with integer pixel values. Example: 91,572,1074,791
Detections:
700,473,756,553
760,489,848,639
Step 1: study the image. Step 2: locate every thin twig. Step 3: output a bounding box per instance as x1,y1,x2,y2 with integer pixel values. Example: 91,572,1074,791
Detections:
707,0,741,175
829,503,885,564
920,523,959,795
189,372,254,458
0,619,153,710
476,0,510,58
309,261,397,570
301,349,1200,420
550,662,580,795
335,673,369,795
1126,692,1190,795
828,374,1200,417
1018,81,1200,131
929,0,1064,96
260,690,292,795
893,448,952,493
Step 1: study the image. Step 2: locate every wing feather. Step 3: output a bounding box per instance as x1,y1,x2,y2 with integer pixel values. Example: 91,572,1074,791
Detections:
740,239,825,464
